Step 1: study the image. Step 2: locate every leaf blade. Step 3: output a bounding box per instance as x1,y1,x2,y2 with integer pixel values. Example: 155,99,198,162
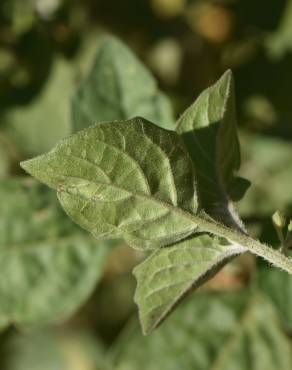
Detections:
177,70,248,229
3,59,73,156
71,36,175,130
112,293,292,370
0,178,111,329
21,118,198,250
134,234,243,334
257,266,292,331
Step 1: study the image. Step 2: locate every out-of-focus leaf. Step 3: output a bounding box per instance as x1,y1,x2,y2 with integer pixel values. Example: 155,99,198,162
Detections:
21,118,198,251
134,234,244,334
238,134,292,217
177,70,248,230
0,178,111,329
3,0,36,36
266,0,292,59
0,131,18,177
71,36,175,130
0,137,10,178
228,176,251,202
1,330,110,370
0,318,7,331
111,293,292,370
3,58,73,156
257,266,292,332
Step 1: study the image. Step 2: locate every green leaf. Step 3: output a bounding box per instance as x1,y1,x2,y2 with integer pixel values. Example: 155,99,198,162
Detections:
1,330,110,370
71,36,175,130
112,293,292,370
0,178,111,329
0,132,12,178
266,0,292,59
228,176,251,202
3,58,73,156
257,266,292,331
20,117,292,274
238,134,292,217
134,234,244,334
177,70,248,229
21,118,198,250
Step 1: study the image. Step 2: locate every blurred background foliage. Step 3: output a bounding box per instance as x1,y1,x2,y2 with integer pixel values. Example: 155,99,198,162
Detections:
0,0,292,369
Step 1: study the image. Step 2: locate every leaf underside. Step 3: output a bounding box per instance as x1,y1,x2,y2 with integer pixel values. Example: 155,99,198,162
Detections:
177,70,249,231
134,234,244,334
20,67,255,335
21,118,199,251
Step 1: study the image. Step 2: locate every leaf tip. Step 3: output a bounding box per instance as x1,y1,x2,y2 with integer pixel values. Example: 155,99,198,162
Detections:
222,68,233,81
139,315,156,336
20,155,46,183
218,69,235,93
20,158,34,175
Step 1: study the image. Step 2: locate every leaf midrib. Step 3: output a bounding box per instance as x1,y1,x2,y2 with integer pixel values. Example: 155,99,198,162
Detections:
56,172,251,248
46,168,292,277
57,173,196,223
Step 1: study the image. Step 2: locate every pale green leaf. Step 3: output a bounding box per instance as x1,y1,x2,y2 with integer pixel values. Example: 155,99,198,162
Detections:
71,36,175,130
21,118,198,250
134,234,244,334
0,178,110,329
177,70,248,229
112,293,292,370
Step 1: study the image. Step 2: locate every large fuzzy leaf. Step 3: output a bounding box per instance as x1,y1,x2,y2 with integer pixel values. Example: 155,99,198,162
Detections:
134,234,244,334
177,70,249,229
21,118,198,250
0,179,110,329
71,36,175,130
111,293,292,370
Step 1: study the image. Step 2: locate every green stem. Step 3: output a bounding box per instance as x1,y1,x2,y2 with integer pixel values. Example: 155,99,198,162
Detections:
191,214,292,274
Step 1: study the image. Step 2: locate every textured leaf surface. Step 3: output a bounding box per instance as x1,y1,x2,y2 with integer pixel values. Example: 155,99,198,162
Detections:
0,179,110,329
134,234,244,334
112,293,292,370
21,118,198,250
71,37,175,130
177,71,248,229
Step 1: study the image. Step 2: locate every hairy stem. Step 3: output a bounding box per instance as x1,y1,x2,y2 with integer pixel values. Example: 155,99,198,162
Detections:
190,214,292,274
